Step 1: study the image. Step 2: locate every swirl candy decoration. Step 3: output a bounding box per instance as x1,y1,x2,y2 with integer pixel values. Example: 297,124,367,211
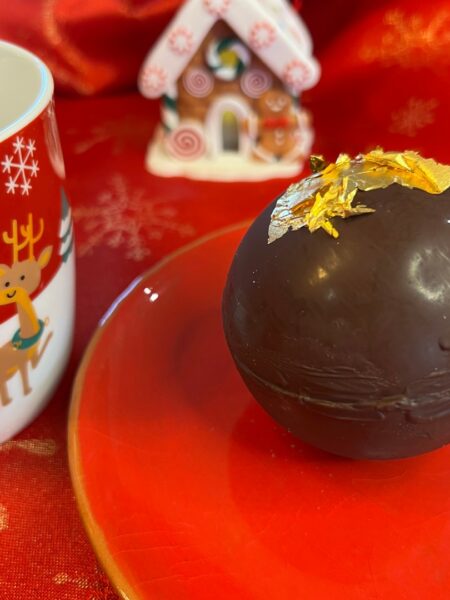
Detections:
165,123,206,161
182,68,214,98
206,37,250,81
241,69,273,98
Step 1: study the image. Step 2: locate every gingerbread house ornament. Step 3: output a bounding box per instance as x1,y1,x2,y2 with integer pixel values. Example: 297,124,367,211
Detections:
138,0,320,181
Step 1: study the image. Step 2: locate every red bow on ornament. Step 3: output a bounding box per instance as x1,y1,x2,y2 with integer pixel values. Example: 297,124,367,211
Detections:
262,117,291,129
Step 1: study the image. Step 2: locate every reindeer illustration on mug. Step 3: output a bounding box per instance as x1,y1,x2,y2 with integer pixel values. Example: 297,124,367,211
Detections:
0,213,53,405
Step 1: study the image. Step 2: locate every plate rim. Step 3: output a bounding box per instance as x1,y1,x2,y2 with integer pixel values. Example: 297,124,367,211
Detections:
67,221,250,600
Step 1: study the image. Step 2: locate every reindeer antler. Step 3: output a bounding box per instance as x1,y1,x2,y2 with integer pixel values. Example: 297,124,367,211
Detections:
21,214,44,260
3,220,27,263
3,214,44,262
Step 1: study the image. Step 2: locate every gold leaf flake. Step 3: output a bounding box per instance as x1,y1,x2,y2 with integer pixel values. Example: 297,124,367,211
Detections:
268,150,450,243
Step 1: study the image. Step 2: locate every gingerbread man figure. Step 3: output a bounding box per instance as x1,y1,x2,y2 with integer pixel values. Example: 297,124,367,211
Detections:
250,89,309,163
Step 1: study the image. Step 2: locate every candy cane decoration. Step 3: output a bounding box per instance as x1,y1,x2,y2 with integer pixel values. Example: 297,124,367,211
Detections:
183,68,214,98
241,69,273,98
161,99,179,131
165,122,206,161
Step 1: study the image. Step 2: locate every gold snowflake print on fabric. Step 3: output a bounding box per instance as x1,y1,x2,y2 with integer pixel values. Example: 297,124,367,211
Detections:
53,572,90,589
68,115,153,156
0,438,57,456
389,98,438,137
0,504,8,531
73,174,196,261
360,9,450,68
53,567,118,600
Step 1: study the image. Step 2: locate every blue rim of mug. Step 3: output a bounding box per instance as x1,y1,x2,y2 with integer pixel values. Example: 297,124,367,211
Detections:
0,40,54,143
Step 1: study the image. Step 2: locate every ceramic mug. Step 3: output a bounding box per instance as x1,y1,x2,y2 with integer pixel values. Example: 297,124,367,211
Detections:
0,41,75,442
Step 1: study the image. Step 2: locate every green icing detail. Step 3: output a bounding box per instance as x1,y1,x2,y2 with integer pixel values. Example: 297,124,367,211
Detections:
217,37,235,53
60,187,74,263
61,236,74,264
61,222,72,244
61,188,70,219
162,94,177,111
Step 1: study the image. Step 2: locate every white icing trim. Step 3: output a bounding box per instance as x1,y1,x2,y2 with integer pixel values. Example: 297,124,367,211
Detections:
138,0,319,98
205,95,252,156
260,0,313,54
146,128,307,181
161,105,179,130
166,83,179,99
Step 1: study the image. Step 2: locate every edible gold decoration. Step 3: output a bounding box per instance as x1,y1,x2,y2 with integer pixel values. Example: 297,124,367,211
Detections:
309,155,328,173
268,149,450,243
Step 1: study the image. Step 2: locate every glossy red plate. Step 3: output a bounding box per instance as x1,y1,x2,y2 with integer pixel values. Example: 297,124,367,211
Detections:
69,223,450,600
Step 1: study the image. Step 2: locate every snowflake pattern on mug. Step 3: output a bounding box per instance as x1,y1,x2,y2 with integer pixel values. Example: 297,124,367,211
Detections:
249,21,276,50
1,136,39,195
203,0,231,17
168,26,194,55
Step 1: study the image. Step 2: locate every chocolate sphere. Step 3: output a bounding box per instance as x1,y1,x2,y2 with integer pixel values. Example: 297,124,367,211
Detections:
223,185,450,459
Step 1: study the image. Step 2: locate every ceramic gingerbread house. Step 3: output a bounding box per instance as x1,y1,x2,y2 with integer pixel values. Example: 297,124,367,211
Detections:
138,0,320,181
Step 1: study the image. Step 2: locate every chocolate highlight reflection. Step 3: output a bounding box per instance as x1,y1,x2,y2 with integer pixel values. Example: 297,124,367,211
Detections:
223,156,450,459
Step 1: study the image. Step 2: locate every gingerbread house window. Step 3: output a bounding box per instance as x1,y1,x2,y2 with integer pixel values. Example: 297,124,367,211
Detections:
206,94,252,156
222,111,239,152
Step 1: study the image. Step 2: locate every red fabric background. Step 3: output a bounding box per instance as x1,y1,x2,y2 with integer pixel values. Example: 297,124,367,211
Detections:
1,1,450,598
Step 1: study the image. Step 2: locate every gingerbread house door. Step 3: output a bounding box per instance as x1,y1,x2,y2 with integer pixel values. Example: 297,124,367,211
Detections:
205,95,251,157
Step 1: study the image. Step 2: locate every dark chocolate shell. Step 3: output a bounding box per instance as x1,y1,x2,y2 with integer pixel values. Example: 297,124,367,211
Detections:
223,185,450,459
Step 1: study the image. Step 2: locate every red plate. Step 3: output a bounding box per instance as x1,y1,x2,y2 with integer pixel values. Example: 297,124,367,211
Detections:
69,223,450,600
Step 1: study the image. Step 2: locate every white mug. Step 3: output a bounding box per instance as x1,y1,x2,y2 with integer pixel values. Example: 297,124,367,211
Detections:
0,41,75,442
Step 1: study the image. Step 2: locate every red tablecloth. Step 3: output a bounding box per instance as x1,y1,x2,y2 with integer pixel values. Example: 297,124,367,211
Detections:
1,0,450,597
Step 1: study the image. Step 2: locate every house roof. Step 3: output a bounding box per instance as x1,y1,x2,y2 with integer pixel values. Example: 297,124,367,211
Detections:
138,0,320,99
